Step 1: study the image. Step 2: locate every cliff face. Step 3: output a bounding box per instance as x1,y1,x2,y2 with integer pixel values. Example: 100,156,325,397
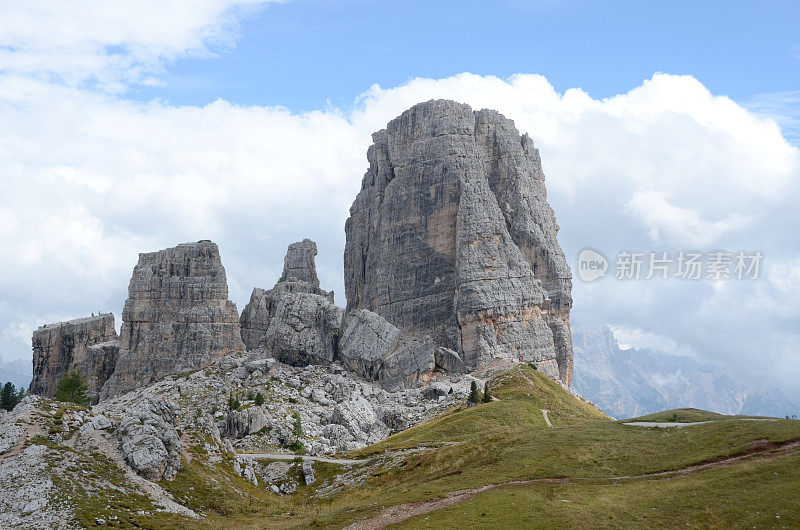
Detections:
29,313,118,401
344,100,573,384
99,241,244,399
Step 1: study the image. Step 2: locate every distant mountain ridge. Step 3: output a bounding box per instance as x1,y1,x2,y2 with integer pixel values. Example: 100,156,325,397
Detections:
572,327,797,419
0,358,31,390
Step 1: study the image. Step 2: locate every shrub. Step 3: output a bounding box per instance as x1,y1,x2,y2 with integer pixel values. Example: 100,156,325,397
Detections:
227,395,241,411
246,390,255,401
54,371,91,407
254,392,265,406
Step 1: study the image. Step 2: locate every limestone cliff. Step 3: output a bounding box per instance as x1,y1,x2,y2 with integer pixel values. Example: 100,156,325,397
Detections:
99,241,244,399
344,100,573,385
29,313,118,401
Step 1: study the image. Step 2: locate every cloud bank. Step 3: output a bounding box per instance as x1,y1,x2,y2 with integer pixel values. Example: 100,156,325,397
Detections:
1,4,798,398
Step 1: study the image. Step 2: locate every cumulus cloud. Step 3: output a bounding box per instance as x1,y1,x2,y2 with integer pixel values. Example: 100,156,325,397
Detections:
0,15,798,398
0,0,275,89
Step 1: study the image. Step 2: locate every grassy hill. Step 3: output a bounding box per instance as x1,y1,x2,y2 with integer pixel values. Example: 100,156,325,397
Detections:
35,364,800,528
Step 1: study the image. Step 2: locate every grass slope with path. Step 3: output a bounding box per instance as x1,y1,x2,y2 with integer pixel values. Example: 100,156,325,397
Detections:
41,364,799,528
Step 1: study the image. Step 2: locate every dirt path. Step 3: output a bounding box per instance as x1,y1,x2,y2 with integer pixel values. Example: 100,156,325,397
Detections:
236,453,367,465
344,439,800,529
541,409,553,427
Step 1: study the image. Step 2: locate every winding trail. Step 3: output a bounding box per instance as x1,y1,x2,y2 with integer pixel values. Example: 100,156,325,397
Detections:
344,439,800,530
541,409,553,427
236,453,367,465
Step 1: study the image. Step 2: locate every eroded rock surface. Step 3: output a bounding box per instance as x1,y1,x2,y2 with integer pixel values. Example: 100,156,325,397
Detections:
240,240,334,351
118,399,181,481
262,292,344,367
100,241,244,400
29,313,118,401
344,100,573,384
338,309,434,392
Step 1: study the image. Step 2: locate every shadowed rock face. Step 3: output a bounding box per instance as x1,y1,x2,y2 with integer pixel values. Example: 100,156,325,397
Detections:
240,240,334,351
100,241,244,400
344,99,573,385
29,313,118,401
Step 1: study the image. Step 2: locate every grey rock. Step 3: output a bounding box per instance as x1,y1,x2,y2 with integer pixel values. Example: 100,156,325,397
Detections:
337,309,434,391
29,314,118,401
434,347,464,374
331,395,377,437
262,292,344,367
240,240,334,351
343,100,573,385
321,424,353,452
101,241,244,400
224,407,269,439
118,399,181,481
301,460,315,485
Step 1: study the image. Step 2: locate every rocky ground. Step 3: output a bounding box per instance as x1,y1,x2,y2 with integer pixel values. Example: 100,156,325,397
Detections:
0,350,478,528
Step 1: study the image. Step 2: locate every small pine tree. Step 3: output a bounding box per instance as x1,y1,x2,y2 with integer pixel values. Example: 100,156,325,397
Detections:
227,394,241,411
468,381,480,404
1,382,18,411
290,411,304,451
254,392,265,406
54,372,91,407
482,381,492,403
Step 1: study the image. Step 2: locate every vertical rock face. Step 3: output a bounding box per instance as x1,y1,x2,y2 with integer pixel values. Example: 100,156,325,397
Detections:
100,241,244,400
29,314,118,400
240,239,334,351
344,100,573,385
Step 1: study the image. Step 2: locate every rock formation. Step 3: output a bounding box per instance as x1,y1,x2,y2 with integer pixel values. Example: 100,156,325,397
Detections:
338,309,434,392
240,239,334,351
100,241,244,399
29,313,119,401
344,100,574,385
262,292,344,367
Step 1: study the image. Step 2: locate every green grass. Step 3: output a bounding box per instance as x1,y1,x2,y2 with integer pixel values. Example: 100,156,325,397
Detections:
394,451,800,529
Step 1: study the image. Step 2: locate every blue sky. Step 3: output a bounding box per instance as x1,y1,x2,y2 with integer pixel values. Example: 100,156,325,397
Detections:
125,0,800,112
1,1,799,399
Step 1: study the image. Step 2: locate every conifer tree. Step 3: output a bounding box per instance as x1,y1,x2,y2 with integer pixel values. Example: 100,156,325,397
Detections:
468,380,480,404
482,381,492,403
1,382,18,411
54,372,91,407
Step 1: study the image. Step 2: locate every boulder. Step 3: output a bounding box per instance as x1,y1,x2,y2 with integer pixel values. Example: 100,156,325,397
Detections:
100,241,244,400
262,292,344,367
343,100,574,385
118,399,181,481
29,314,118,401
224,407,269,439
337,309,434,391
434,346,465,374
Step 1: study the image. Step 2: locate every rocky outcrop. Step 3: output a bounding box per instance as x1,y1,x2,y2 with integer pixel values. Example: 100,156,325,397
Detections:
118,399,181,481
29,313,118,401
225,406,269,438
100,241,244,400
262,292,344,367
344,100,574,385
240,239,334,351
337,309,434,391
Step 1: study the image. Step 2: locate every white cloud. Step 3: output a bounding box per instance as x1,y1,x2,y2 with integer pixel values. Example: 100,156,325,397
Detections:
1,35,799,398
0,0,276,89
